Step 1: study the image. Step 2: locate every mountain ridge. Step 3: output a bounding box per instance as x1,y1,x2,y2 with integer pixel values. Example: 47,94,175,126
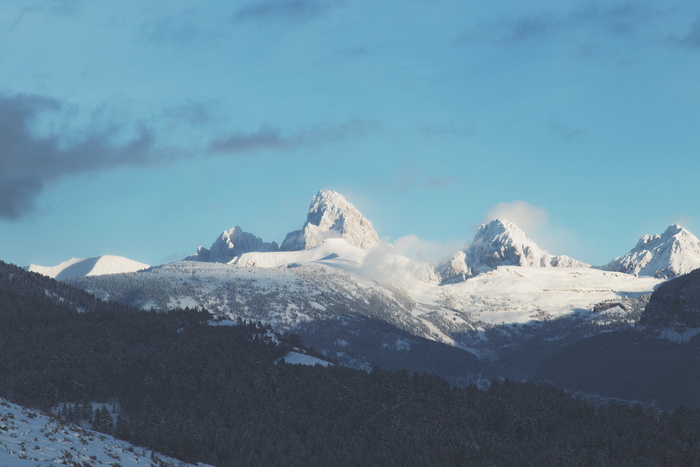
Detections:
603,224,700,278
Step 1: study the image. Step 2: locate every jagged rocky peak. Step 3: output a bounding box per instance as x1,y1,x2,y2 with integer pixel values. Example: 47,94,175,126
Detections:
186,225,279,263
435,219,587,282
435,250,469,284
603,224,700,279
281,189,380,251
467,219,587,274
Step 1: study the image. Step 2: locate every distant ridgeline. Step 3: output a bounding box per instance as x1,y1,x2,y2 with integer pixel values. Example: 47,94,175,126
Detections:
2,260,700,466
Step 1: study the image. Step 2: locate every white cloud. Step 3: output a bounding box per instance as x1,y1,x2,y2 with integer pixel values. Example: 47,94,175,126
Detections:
359,243,429,284
482,200,582,259
483,200,549,234
391,234,465,263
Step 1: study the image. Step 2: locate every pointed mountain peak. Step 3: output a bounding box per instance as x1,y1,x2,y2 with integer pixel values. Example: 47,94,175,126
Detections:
466,218,587,274
281,189,379,251
604,224,700,279
186,225,279,263
662,223,689,238
473,219,528,243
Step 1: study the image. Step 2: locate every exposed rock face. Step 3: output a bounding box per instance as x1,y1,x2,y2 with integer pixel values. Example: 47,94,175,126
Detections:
603,224,700,279
281,189,380,251
186,226,279,263
435,250,469,284
466,219,587,275
640,268,700,329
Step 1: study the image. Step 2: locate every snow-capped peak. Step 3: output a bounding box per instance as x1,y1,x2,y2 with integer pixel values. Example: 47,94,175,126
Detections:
468,219,586,274
280,189,380,251
186,225,279,263
436,219,587,282
27,255,150,281
603,224,700,278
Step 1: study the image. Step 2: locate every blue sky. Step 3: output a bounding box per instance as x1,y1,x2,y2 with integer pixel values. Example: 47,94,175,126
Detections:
1,0,700,267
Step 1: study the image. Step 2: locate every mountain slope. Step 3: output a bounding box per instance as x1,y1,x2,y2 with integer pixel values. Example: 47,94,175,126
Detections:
536,269,700,410
0,398,197,466
281,189,379,251
603,224,700,278
28,255,149,280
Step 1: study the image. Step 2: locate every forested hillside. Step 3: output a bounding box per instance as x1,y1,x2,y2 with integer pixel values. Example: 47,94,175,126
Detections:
3,260,700,466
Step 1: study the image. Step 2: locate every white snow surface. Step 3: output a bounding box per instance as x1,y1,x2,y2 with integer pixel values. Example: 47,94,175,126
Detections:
603,224,700,278
0,398,202,466
28,255,149,280
71,238,663,353
233,237,367,270
280,189,380,251
278,352,332,366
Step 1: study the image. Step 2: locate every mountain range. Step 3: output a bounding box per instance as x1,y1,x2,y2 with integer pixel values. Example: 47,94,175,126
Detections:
23,189,700,395
32,189,700,282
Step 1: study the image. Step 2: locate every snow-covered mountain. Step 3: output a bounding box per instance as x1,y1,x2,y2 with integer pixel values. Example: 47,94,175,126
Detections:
185,225,279,263
27,255,149,280
69,237,661,370
0,398,198,466
438,219,588,282
603,224,700,279
281,189,379,251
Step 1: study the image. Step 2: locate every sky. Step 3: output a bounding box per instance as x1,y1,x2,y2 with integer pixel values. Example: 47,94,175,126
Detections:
1,0,700,268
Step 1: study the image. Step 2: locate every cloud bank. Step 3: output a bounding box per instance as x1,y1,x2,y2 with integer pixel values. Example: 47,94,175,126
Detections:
0,94,156,219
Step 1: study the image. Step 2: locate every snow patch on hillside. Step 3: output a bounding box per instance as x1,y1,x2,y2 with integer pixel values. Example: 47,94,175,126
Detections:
0,398,201,466
28,256,149,280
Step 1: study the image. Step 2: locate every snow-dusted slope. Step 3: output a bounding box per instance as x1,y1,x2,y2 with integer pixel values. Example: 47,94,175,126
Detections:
27,255,149,280
437,219,588,282
186,225,279,263
603,224,700,278
281,189,379,251
0,398,198,466
70,242,661,358
233,237,367,270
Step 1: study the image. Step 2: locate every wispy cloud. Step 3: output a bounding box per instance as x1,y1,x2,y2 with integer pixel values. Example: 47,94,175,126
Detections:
162,100,218,127
457,3,657,46
482,200,582,257
671,17,700,49
421,121,476,137
138,7,221,47
483,201,550,235
208,120,377,154
381,163,457,193
549,119,586,140
232,0,333,22
0,93,157,219
0,92,374,220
